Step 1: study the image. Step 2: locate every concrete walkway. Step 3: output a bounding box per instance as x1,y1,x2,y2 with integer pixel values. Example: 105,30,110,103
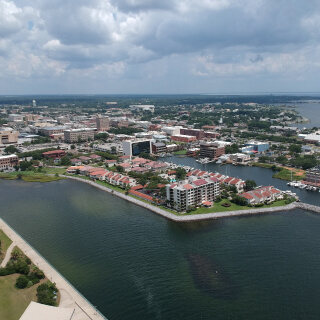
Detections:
0,218,107,320
0,241,15,268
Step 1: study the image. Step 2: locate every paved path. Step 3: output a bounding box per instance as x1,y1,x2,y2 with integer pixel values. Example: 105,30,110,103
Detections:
0,241,15,268
0,218,107,320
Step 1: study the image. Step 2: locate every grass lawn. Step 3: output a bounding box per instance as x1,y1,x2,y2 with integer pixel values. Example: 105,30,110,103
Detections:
180,199,289,215
41,167,66,175
0,274,39,320
174,150,187,155
0,229,13,264
0,172,64,183
273,168,306,181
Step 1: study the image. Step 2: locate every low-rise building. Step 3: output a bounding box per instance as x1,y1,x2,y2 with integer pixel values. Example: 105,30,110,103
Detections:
171,134,197,143
152,142,167,154
239,186,282,205
64,128,95,143
305,166,320,185
0,154,19,170
42,150,66,159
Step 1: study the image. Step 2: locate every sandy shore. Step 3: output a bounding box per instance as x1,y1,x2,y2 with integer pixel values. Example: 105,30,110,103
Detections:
0,218,107,320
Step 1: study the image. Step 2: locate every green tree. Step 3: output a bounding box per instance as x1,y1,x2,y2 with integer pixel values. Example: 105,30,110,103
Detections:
16,275,29,289
276,155,288,165
4,145,19,154
289,144,302,154
19,161,32,171
245,180,257,191
60,156,71,166
175,167,186,180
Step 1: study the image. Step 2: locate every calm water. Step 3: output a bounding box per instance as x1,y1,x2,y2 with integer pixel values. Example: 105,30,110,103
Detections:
290,101,320,129
162,156,320,207
1,179,320,320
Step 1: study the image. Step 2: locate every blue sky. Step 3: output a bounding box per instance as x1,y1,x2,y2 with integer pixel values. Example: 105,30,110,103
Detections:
1,0,320,94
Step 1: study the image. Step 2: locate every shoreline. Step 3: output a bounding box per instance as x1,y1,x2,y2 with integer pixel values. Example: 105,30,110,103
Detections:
63,176,320,222
0,217,107,320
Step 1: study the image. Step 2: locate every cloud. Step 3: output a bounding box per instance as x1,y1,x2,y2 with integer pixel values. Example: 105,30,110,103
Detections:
2,0,320,93
251,54,263,63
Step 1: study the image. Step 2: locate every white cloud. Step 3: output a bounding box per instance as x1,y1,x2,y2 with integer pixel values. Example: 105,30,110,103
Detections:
1,0,320,93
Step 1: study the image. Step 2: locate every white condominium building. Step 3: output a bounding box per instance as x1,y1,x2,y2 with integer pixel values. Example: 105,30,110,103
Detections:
166,175,220,211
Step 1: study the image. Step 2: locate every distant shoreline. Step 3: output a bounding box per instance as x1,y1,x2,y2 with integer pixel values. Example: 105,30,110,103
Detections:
63,176,320,222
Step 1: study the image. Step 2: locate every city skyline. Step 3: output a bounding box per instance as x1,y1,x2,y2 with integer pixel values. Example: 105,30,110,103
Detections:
1,0,320,94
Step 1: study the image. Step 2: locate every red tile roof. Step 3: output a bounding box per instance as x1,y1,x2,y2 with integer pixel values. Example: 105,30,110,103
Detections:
193,179,207,186
183,184,194,190
129,190,153,201
131,185,144,190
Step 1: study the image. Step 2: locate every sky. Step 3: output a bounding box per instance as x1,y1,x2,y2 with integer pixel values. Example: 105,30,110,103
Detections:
1,0,320,94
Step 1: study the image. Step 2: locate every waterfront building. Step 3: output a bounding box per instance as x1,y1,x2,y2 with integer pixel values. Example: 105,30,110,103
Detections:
200,142,225,159
305,166,320,185
64,128,95,143
229,153,251,163
166,175,220,211
239,186,282,205
0,154,19,170
152,142,167,154
122,139,152,157
242,141,269,153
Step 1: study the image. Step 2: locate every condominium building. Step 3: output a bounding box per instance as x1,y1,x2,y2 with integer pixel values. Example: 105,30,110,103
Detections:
0,154,19,170
200,142,225,159
64,129,95,143
166,176,220,211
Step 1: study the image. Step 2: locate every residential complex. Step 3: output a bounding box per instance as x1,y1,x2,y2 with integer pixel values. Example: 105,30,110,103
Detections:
166,175,220,211
239,186,282,205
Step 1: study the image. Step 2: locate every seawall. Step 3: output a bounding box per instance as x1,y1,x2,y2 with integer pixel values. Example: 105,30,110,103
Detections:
64,176,320,222
0,218,107,320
